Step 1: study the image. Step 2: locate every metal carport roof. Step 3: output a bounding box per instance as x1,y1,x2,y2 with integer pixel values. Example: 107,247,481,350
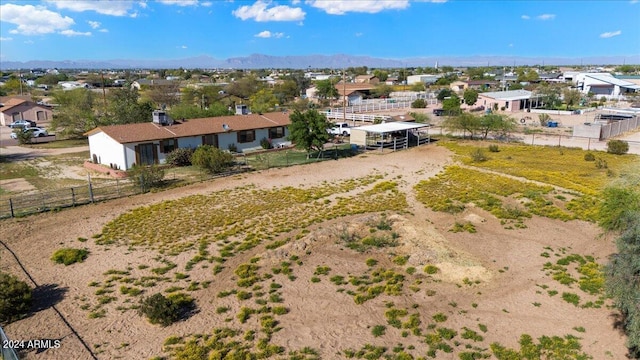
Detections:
353,121,429,134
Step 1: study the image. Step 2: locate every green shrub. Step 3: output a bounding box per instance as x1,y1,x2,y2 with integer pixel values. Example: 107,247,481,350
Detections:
260,137,272,149
191,145,234,174
470,149,487,162
165,147,194,166
411,99,427,108
607,139,629,155
138,292,195,326
51,248,89,265
424,265,440,274
127,164,165,190
583,152,595,161
0,272,33,324
488,144,500,153
371,325,386,337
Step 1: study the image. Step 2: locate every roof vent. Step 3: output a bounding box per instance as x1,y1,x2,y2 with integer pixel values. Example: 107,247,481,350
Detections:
222,123,231,132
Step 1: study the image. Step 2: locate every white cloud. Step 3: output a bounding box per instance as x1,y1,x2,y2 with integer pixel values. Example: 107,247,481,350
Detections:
233,1,305,21
0,37,13,41
88,21,101,29
307,0,409,14
158,0,199,6
201,1,213,6
47,0,138,16
521,15,530,20
355,32,363,37
537,14,555,20
255,30,284,38
1,4,75,35
600,30,622,38
60,29,92,36
99,29,109,33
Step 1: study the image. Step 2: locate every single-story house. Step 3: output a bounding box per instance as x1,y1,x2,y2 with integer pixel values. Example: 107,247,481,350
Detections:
0,97,53,126
477,90,533,112
575,73,640,98
354,75,380,84
450,80,497,93
86,111,291,170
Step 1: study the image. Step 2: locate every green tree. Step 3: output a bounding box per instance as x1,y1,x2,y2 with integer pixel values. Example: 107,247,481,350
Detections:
410,112,431,124
168,103,231,120
108,88,155,125
478,114,516,140
50,88,101,138
371,84,393,99
536,83,563,109
442,94,462,116
563,89,582,110
604,180,640,358
225,76,261,100
443,112,480,139
437,88,455,101
249,88,279,114
0,271,33,324
315,79,339,100
287,109,332,157
191,145,234,174
273,79,299,105
463,89,479,106
372,69,389,82
0,77,23,95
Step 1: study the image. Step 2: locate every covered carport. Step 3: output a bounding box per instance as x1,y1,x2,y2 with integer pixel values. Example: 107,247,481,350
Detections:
350,122,431,151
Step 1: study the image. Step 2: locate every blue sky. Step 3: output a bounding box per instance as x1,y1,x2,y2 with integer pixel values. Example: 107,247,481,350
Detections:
1,0,639,62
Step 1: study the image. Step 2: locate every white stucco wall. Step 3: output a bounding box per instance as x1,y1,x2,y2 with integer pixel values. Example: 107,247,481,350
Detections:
88,132,127,170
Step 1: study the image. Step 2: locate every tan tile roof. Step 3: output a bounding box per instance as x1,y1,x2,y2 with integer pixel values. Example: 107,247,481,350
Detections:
0,98,27,112
87,111,291,144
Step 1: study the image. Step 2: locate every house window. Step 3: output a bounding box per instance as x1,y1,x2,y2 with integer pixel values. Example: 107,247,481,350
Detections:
160,138,178,153
268,127,285,139
36,111,47,121
237,130,255,143
202,134,218,147
505,101,510,109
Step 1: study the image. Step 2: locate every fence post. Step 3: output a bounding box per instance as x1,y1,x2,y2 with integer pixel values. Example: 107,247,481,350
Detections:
9,198,14,218
71,187,76,206
88,175,94,203
139,175,145,193
531,133,535,145
558,135,562,147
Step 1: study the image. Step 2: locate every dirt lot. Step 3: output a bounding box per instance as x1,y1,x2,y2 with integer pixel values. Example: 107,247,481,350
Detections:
0,143,628,360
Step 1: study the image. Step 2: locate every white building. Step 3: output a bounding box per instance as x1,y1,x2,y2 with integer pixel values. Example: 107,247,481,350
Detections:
406,74,442,85
86,111,291,170
574,73,640,99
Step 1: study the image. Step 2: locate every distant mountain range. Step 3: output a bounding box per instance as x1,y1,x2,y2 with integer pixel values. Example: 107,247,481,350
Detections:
1,53,639,70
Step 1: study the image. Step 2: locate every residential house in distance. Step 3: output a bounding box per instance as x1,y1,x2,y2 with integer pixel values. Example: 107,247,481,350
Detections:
477,90,533,112
573,73,640,99
450,80,497,93
0,97,53,126
354,75,379,85
86,111,291,171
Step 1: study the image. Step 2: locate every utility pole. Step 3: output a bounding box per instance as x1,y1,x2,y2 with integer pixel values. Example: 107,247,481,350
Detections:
343,68,347,124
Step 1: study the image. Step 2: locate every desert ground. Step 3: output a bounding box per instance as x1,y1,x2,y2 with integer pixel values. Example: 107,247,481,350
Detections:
0,139,629,360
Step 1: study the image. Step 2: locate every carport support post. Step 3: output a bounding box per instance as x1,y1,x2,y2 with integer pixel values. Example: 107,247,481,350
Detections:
9,198,14,218
71,187,76,206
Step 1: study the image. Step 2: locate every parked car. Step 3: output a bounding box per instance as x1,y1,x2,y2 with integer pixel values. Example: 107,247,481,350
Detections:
10,127,48,139
327,122,351,136
432,109,446,116
8,120,36,128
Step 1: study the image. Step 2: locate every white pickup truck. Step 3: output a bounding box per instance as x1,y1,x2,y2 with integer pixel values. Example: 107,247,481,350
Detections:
327,122,351,136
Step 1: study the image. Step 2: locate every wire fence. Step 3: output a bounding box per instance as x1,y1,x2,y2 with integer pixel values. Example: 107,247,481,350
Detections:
0,178,140,219
0,145,358,219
